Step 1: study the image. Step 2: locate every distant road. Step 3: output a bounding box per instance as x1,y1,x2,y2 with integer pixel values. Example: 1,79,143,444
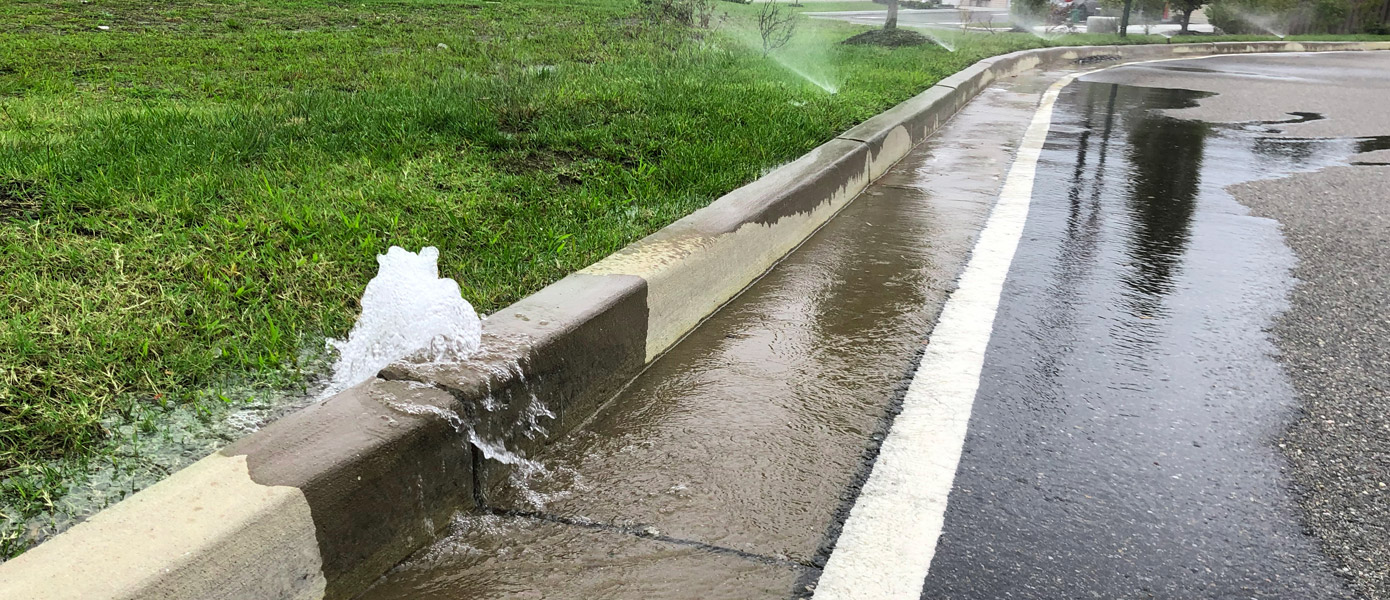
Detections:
806,7,1011,29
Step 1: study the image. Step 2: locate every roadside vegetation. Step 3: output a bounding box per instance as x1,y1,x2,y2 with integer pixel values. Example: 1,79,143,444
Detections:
1011,0,1390,34
1,0,1385,558
1205,0,1390,35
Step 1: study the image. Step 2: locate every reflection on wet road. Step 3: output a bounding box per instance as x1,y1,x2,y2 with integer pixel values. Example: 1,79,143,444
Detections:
918,71,1382,597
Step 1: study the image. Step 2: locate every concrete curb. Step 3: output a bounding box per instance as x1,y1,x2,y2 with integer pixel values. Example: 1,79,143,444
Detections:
2,40,1386,600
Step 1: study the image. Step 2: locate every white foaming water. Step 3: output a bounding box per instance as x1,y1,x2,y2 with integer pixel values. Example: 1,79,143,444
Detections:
467,430,538,467
326,247,578,508
521,393,556,439
470,429,581,510
323,246,482,396
385,400,467,430
380,398,533,466
382,396,577,510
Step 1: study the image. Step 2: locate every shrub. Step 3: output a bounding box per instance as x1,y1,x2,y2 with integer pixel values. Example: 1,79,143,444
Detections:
643,0,718,27
1204,0,1381,33
1011,0,1052,20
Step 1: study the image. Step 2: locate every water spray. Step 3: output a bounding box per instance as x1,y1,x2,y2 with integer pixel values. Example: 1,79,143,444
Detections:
725,20,840,94
778,58,839,94
1228,8,1288,39
911,27,957,52
324,246,482,397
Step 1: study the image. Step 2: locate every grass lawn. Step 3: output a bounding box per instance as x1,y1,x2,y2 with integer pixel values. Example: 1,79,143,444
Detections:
0,0,1384,557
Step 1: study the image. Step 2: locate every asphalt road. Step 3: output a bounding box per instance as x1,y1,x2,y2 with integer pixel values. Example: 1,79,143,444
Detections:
361,53,1390,599
1150,54,1390,600
806,9,1217,35
871,52,1390,599
806,7,1011,29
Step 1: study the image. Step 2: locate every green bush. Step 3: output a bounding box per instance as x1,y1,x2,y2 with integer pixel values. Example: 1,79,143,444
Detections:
1204,0,1383,33
1313,0,1350,30
1205,1,1245,32
1011,0,1052,20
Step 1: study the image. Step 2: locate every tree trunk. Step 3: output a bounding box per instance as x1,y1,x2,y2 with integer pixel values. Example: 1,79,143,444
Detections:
1118,0,1133,36
886,0,899,30
1180,7,1193,33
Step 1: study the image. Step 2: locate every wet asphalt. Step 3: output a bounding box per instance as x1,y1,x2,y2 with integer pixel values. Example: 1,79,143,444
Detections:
361,53,1390,599
921,52,1389,600
920,60,1370,599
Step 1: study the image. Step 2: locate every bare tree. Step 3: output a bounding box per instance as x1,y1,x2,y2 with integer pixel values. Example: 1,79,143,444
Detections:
758,1,798,55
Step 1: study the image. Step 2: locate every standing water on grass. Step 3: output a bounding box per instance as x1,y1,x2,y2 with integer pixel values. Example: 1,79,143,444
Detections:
323,246,482,396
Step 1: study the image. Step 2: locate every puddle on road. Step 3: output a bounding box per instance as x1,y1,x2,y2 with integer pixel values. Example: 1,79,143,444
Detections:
919,79,1368,598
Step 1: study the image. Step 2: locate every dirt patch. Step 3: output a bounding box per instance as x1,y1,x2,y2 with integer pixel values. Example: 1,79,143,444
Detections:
841,28,930,47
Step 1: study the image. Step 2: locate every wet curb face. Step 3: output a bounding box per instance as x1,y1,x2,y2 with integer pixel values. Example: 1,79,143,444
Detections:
1,40,1387,600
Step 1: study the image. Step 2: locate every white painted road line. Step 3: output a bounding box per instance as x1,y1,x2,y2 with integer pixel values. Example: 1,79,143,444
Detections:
812,72,1082,600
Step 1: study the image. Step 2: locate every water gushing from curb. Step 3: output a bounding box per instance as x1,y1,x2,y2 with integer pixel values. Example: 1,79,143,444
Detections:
324,246,482,397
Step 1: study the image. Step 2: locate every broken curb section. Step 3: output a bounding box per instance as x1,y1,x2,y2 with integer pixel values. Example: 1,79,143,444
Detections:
2,40,1386,600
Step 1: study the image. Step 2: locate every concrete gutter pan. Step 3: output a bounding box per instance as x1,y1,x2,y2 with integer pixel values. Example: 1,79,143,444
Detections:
1,40,1387,600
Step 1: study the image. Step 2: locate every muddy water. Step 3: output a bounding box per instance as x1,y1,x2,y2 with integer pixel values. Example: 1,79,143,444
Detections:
361,514,805,600
361,74,1056,599
481,149,993,563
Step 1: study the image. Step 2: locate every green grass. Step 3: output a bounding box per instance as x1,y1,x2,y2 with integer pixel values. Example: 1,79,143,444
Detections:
0,0,1030,474
0,0,1385,557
